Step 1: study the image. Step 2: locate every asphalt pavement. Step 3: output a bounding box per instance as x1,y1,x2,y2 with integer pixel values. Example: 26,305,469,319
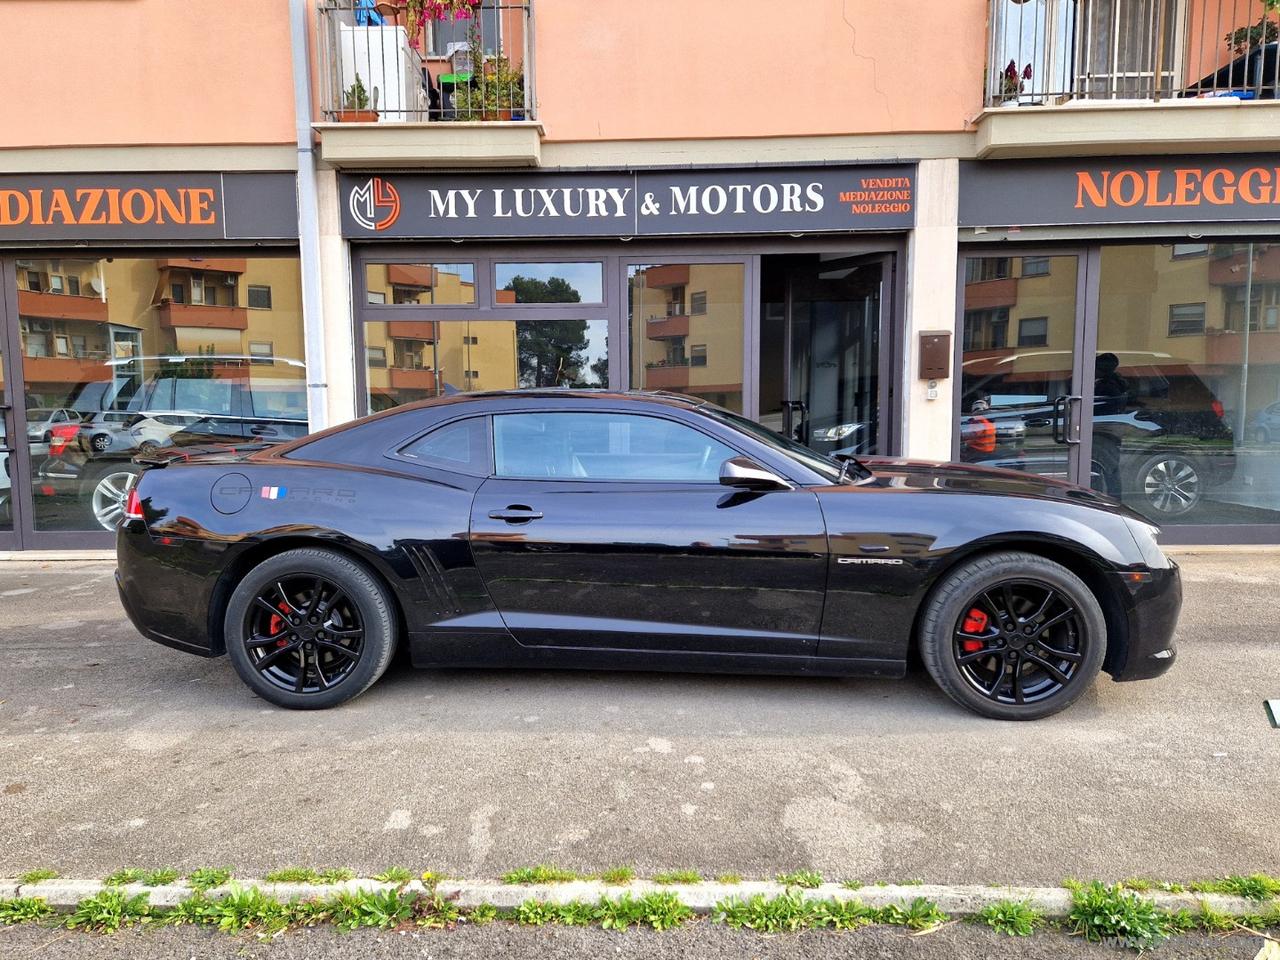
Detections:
0,553,1277,884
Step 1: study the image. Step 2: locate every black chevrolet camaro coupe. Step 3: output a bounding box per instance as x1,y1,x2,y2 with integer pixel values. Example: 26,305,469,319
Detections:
116,390,1180,720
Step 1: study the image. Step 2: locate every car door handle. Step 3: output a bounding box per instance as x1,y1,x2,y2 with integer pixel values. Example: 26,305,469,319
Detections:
488,506,543,523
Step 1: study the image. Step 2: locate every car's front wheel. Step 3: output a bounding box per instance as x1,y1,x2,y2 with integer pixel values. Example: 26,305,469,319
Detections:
83,466,140,530
224,548,397,709
919,551,1106,720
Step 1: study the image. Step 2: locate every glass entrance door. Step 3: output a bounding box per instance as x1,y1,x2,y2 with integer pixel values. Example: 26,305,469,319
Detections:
0,279,19,548
957,253,1092,486
760,254,890,456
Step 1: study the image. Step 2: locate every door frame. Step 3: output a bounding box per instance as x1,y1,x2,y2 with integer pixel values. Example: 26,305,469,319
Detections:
0,257,26,550
952,246,1096,487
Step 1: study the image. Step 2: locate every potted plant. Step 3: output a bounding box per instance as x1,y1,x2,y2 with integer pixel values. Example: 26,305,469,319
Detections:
337,75,378,122
480,54,523,120
999,59,1033,105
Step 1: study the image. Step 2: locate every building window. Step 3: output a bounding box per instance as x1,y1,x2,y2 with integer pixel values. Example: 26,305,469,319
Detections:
365,262,475,306
1172,243,1209,259
67,275,80,296
690,344,708,367
495,262,603,304
962,308,1009,350
690,291,708,314
367,346,387,368
466,370,480,379
463,335,479,345
965,258,1011,283
191,274,205,305
1018,316,1049,347
247,285,273,309
169,281,186,304
1168,302,1206,337
367,290,386,305
1020,257,1050,278
249,341,274,363
26,271,42,292
50,275,65,294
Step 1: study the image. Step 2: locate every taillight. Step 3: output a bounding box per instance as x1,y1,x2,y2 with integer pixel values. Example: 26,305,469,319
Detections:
124,485,144,522
48,423,79,456
1211,399,1225,420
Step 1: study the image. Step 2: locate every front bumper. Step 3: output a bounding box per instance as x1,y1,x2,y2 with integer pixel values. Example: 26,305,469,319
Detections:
1109,560,1181,681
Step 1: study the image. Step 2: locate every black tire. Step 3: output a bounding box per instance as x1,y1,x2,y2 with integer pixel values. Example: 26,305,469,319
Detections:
224,548,396,709
138,440,160,455
1130,452,1202,518
919,551,1106,721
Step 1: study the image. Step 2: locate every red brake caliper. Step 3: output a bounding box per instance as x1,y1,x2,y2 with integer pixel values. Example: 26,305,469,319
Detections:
268,602,291,647
960,608,989,651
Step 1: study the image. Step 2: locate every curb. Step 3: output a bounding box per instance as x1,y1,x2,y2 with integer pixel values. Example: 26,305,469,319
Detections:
3,878,1265,920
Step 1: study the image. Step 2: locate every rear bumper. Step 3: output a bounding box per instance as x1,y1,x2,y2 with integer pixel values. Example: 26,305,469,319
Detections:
1109,560,1181,681
116,521,221,657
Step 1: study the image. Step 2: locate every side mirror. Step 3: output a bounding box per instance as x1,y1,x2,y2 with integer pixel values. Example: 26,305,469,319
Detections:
719,456,792,491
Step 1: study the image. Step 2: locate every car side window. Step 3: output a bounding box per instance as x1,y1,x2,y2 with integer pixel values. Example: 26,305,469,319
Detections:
399,417,492,476
492,412,736,482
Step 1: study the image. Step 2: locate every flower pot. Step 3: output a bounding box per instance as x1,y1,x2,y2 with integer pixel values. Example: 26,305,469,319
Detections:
335,109,379,122
482,108,513,121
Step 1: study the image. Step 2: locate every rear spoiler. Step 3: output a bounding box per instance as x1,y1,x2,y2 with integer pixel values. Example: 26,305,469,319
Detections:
132,442,274,468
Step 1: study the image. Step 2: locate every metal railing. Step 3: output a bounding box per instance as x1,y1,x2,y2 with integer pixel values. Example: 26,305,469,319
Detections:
986,0,1279,106
317,0,534,122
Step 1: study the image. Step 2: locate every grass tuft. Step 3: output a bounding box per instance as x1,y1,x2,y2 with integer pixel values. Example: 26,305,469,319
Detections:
0,897,54,925
326,888,419,931
260,867,351,885
651,869,702,885
18,869,58,886
716,891,823,932
1068,881,1172,952
186,867,232,892
974,899,1043,936
875,897,949,930
67,889,152,933
142,869,179,887
1197,874,1280,901
716,873,743,885
775,870,823,889
501,864,579,885
372,866,414,887
102,868,145,886
598,866,635,885
467,903,499,926
841,880,864,891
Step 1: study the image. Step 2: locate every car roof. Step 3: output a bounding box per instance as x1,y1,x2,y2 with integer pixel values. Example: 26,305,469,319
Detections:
379,389,708,416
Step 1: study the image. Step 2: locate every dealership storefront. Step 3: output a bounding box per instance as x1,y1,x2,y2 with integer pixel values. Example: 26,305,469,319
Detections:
956,156,1280,543
339,163,916,460
0,173,303,550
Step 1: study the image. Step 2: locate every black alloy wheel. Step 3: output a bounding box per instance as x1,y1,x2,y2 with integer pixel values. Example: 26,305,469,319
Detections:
952,580,1084,706
225,548,396,709
244,575,365,694
919,551,1106,720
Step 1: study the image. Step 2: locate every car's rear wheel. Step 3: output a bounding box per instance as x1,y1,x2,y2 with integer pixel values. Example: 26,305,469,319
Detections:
90,433,112,452
919,551,1106,720
225,548,396,709
83,467,140,530
1133,452,1201,518
138,440,160,455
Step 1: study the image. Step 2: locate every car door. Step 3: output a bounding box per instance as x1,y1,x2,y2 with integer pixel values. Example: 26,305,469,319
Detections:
468,409,829,656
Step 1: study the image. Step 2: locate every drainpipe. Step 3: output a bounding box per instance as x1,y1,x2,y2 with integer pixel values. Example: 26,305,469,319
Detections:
289,0,329,431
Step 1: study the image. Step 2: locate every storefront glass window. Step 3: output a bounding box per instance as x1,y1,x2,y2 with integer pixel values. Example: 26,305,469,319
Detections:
16,256,306,533
1092,243,1280,525
364,318,608,411
494,262,604,304
627,263,744,412
364,263,476,305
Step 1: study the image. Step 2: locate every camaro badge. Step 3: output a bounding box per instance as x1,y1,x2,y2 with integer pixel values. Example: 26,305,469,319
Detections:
838,557,903,565
261,486,288,500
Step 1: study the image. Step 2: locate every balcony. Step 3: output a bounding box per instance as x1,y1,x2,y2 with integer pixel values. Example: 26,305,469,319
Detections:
17,290,108,324
386,320,439,341
643,362,690,390
646,314,690,339
389,366,438,391
980,0,1280,157
21,354,109,385
157,302,249,331
314,0,542,168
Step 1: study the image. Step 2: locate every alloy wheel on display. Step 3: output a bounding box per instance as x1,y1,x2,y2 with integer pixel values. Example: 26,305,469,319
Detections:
91,470,137,530
243,576,366,695
1142,457,1200,516
952,579,1087,706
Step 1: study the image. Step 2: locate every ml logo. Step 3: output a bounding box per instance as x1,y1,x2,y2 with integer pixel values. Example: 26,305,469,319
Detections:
349,176,400,231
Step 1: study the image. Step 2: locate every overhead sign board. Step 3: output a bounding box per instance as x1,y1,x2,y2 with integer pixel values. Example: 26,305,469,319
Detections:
340,164,917,239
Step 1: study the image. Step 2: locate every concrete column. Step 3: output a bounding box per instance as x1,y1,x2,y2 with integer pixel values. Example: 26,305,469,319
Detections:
900,158,959,461
315,166,358,427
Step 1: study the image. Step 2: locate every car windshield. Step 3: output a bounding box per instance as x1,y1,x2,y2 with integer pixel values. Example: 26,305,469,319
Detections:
26,409,53,422
698,405,846,483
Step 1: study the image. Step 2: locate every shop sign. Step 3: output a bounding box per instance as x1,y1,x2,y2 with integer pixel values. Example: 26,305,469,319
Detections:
0,173,299,242
960,156,1280,228
339,165,916,239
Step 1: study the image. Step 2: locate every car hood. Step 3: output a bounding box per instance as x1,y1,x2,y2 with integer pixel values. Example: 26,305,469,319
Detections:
852,455,1143,518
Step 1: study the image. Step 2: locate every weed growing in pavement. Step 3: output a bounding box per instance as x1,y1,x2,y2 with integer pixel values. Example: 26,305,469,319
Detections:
841,880,864,891
716,891,823,932
501,864,579,884
372,866,414,887
160,893,221,927
598,866,635,885
603,892,692,931
0,897,54,925
420,870,447,889
466,903,499,925
261,867,351,884
1191,874,1280,901
325,888,418,931
1118,877,1187,893
715,873,743,885
775,870,823,889
18,869,58,886
186,867,232,891
1067,881,1172,952
66,889,152,933
875,897,950,930
102,868,145,886
412,892,461,928
974,899,1043,936
141,869,179,887
204,885,293,934
813,898,875,930
899,878,925,886
318,868,355,883
651,870,702,885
